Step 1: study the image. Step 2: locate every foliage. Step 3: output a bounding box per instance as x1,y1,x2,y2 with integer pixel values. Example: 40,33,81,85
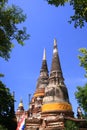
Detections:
0,0,29,129
75,84,87,116
69,0,87,28
78,48,87,77
46,0,87,28
0,73,4,77
75,48,87,117
0,125,7,130
64,120,79,130
0,81,14,117
0,80,17,130
0,0,29,60
46,0,68,6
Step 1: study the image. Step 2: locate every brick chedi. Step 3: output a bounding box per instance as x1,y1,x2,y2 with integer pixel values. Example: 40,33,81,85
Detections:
24,39,87,130
25,49,49,129
42,39,73,114
41,39,74,130
30,48,49,118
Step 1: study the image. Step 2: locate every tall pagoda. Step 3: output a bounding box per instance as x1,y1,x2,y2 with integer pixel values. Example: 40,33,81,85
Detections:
41,39,74,129
17,39,87,130
42,39,73,116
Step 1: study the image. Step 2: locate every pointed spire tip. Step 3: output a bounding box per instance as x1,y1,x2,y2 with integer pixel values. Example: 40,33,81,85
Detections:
54,38,57,46
53,38,58,54
43,48,46,60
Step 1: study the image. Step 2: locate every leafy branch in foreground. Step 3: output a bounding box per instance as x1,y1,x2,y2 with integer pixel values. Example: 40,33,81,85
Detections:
46,0,87,28
0,1,29,60
46,0,68,6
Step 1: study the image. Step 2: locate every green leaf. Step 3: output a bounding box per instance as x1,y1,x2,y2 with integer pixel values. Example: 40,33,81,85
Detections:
0,1,29,60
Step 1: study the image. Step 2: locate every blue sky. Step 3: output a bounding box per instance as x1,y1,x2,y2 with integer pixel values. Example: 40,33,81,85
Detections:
0,0,87,116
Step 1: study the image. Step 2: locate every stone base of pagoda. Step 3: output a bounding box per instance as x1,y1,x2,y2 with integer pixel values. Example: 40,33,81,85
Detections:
25,117,41,130
41,110,74,119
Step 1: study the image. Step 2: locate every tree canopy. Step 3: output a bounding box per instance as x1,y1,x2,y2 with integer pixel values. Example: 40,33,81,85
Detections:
0,0,29,60
0,81,17,130
0,125,7,130
64,120,79,130
75,48,87,117
75,84,87,117
0,1,28,129
46,0,87,28
78,48,87,77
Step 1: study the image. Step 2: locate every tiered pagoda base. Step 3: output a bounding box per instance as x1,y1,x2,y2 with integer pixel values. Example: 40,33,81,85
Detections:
25,116,87,130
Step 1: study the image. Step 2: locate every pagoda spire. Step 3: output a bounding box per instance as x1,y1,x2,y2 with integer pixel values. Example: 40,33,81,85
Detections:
36,48,49,89
49,38,64,85
18,98,24,111
50,38,62,72
28,49,49,119
40,48,48,75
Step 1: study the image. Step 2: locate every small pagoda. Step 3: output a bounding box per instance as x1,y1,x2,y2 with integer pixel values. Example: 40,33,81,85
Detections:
16,99,28,122
16,99,25,122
